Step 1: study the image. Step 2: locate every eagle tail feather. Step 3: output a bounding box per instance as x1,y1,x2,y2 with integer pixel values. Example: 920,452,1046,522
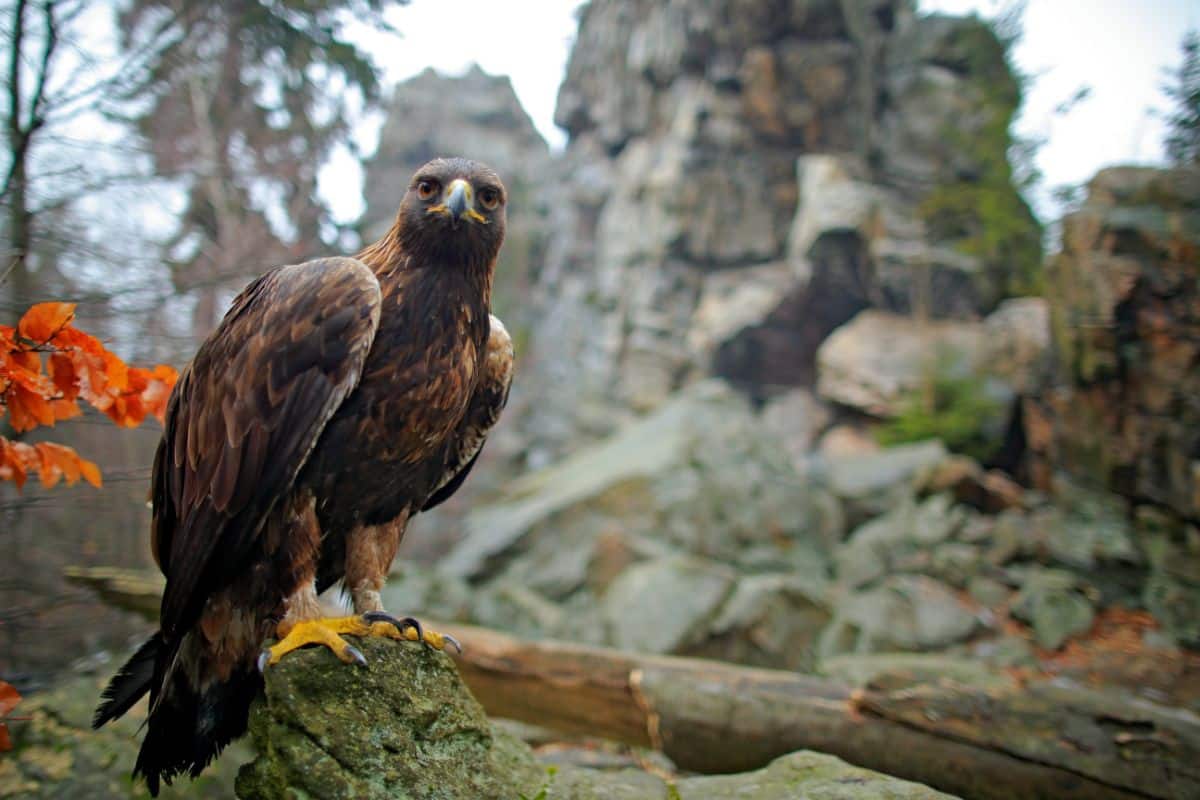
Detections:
92,631,162,729
132,655,262,797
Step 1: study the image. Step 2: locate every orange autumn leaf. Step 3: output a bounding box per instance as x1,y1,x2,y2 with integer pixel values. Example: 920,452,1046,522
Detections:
17,302,76,343
1,302,177,490
51,324,107,356
0,438,30,489
0,678,22,752
6,383,56,432
4,349,52,396
102,348,129,392
47,351,80,402
32,441,101,489
79,456,102,488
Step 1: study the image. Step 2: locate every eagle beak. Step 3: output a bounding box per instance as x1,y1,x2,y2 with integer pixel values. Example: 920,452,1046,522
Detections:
434,179,487,225
445,179,470,220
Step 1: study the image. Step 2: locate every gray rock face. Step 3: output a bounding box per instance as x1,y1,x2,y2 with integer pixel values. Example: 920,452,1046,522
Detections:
820,575,979,657
434,381,835,667
1023,164,1200,645
515,0,1040,461
1010,568,1096,650
602,556,736,653
815,303,1048,418
1027,165,1199,519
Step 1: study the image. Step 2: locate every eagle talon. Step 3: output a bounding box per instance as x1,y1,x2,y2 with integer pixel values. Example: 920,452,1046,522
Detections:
442,633,463,654
362,611,422,642
256,649,271,674
345,644,367,667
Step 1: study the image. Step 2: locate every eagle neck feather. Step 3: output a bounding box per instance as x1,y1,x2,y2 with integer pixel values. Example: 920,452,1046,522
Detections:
355,230,494,308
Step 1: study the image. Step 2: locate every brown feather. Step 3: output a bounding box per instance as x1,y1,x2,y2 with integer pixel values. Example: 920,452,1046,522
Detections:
102,158,512,795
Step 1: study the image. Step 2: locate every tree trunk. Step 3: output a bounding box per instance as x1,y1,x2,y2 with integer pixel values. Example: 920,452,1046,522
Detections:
438,622,1198,800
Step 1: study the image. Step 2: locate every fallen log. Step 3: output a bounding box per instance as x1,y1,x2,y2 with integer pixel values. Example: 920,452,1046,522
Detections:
67,566,1200,800
439,622,1198,800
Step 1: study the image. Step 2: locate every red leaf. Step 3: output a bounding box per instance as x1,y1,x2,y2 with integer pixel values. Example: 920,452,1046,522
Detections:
0,679,21,717
52,325,106,356
0,679,21,752
0,438,30,489
103,350,129,392
17,302,75,343
47,351,80,402
79,456,102,488
6,384,56,432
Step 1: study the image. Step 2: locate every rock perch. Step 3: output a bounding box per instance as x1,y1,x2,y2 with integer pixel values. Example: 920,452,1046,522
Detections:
234,637,957,799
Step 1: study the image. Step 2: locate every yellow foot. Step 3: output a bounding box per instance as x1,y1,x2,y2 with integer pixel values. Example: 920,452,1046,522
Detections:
256,613,459,672
363,611,462,654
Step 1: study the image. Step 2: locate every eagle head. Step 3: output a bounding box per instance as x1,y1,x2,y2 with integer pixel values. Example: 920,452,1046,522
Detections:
395,157,506,267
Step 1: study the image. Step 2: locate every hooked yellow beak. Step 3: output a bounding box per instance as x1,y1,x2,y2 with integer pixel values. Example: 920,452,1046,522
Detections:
429,179,488,224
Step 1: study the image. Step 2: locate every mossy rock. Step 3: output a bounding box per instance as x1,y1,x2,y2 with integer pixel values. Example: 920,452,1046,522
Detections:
4,656,247,799
235,638,543,800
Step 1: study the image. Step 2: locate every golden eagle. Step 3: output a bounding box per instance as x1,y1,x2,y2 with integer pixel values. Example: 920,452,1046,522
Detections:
92,158,514,795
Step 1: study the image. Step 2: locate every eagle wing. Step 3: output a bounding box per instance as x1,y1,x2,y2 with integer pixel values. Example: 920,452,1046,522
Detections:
422,313,514,510
152,257,382,639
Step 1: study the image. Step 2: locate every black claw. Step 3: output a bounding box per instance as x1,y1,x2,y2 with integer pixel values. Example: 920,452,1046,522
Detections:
256,650,271,673
443,633,463,654
345,645,367,667
362,611,423,641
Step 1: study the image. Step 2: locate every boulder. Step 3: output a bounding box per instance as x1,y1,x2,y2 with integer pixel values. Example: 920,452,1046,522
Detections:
687,572,831,671
821,439,948,510
236,638,956,800
1028,165,1200,520
835,493,967,589
820,575,980,657
1010,568,1096,651
674,750,955,799
819,652,1015,691
236,640,542,800
758,387,833,468
816,306,1046,419
601,556,737,654
514,0,1041,459
1138,506,1200,648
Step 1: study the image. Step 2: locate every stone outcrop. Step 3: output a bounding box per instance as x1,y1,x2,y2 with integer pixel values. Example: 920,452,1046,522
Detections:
1027,166,1200,520
416,380,836,671
1024,165,1200,646
815,301,1048,418
235,637,957,800
515,0,1040,460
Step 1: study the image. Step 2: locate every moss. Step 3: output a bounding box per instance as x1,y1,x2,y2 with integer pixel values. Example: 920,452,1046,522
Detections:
236,637,543,800
918,18,1044,302
876,354,1004,462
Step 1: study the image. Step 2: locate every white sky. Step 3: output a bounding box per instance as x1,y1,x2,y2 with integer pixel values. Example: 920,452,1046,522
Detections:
326,0,1197,225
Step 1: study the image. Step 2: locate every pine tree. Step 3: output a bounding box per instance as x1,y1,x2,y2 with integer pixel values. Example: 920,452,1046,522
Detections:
117,1,400,337
1164,30,1200,166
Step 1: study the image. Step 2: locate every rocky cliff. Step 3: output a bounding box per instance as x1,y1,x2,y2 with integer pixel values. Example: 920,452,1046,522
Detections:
1025,165,1200,646
513,0,1040,462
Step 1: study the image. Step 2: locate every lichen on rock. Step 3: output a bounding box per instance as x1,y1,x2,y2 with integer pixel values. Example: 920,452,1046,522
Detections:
235,638,543,800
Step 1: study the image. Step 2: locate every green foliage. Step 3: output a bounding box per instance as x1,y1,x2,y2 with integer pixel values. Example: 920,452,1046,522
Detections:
116,1,403,259
917,16,1044,299
876,359,1004,462
1164,30,1200,166
519,766,558,800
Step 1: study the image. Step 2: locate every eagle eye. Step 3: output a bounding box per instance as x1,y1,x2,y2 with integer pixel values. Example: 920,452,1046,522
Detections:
416,179,438,200
478,187,501,211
